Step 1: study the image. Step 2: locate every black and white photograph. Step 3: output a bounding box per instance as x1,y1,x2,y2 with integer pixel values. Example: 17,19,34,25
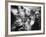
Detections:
8,2,44,35
11,6,41,31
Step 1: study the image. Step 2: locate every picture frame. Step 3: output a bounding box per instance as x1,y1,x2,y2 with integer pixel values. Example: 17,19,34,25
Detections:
7,1,45,35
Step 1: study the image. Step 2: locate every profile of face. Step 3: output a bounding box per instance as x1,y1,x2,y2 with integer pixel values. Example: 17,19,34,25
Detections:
11,9,18,15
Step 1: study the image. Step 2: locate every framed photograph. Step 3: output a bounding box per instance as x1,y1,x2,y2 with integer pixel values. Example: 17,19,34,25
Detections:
8,1,45,35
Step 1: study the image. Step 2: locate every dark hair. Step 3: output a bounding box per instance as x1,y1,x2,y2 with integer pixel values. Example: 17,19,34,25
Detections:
21,6,23,9
11,5,18,10
31,10,35,15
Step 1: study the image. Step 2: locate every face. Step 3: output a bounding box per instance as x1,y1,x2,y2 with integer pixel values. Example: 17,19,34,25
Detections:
11,9,18,15
25,8,30,16
15,18,23,26
19,12,25,18
35,10,40,18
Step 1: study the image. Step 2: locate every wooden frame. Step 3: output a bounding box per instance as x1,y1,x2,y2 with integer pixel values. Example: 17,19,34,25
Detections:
5,1,45,36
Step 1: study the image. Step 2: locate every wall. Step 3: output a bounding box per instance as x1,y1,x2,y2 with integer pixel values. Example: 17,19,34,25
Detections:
0,0,5,37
